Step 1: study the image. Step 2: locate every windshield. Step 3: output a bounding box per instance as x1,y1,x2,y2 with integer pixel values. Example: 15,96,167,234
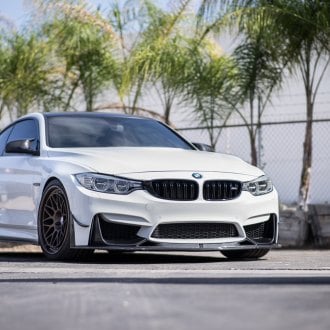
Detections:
46,115,193,149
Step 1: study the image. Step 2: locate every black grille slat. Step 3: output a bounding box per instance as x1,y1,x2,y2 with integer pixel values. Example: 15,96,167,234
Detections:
145,180,198,201
151,222,239,239
203,180,242,200
190,182,195,200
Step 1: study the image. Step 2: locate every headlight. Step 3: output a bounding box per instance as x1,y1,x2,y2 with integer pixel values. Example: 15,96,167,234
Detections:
75,173,143,195
242,175,273,196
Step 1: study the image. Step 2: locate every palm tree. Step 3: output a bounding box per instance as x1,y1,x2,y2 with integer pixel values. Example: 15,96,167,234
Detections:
265,0,330,211
231,14,284,166
197,1,285,165
104,0,155,116
182,39,239,149
41,1,119,112
127,0,193,124
0,33,51,120
195,4,281,164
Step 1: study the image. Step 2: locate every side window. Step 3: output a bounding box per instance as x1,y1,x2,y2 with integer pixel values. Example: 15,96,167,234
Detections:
6,119,39,154
7,120,39,142
0,127,13,156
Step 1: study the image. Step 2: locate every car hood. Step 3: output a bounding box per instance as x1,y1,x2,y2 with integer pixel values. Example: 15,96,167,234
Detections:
47,147,263,178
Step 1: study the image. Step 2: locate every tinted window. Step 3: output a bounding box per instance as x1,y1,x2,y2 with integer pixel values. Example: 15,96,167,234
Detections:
6,119,39,153
47,116,193,149
0,127,13,155
7,120,39,142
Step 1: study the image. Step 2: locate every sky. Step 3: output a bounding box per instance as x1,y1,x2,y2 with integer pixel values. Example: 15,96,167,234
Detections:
0,0,106,27
0,0,28,27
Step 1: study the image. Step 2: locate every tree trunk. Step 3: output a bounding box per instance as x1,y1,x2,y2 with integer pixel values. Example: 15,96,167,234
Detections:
64,78,80,112
84,78,94,112
86,97,93,112
131,78,144,115
248,92,258,166
0,102,5,119
207,128,216,151
249,131,257,166
299,90,313,212
164,92,174,125
164,104,171,124
86,89,93,112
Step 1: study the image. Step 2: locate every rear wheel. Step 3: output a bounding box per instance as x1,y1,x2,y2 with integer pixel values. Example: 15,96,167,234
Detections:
38,179,93,260
221,249,270,260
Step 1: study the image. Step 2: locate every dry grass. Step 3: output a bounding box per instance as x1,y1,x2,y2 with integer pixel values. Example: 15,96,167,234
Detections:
0,243,41,252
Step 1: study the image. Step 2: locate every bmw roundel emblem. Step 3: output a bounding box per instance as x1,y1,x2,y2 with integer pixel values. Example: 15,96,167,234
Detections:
192,173,202,179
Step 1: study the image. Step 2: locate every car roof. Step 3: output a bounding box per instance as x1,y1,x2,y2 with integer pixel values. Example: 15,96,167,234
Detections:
42,112,154,121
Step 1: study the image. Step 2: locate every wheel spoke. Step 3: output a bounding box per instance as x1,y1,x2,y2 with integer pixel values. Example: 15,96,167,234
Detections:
44,225,54,236
47,232,55,246
44,205,55,216
58,230,64,241
60,225,66,237
45,227,55,240
52,195,59,210
51,232,58,247
47,196,56,211
42,216,54,224
53,232,60,248
61,201,66,214
53,193,62,210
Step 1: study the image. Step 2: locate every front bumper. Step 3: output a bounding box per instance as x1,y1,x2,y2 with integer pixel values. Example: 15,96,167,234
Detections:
67,173,279,251
83,213,278,251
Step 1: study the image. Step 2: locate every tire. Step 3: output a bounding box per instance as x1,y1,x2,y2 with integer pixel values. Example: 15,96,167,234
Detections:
221,249,270,260
38,179,93,261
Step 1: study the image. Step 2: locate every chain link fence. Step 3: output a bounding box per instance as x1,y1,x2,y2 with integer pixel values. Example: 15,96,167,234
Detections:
178,119,330,204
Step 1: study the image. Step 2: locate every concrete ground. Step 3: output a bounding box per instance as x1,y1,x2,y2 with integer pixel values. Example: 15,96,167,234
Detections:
0,247,330,330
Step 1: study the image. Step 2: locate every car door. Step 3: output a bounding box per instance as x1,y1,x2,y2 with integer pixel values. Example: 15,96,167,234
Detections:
0,119,41,236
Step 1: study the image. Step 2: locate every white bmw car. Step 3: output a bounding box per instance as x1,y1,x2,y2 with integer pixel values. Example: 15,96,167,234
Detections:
0,112,279,260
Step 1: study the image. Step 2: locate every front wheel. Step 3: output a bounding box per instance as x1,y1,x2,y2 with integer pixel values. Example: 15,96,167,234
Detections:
38,179,93,260
221,249,270,260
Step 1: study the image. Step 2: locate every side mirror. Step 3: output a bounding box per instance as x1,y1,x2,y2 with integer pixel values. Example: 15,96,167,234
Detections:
5,139,40,156
192,143,215,152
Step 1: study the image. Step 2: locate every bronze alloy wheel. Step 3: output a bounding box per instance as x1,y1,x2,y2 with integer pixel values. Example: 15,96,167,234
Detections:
38,179,94,260
40,185,69,254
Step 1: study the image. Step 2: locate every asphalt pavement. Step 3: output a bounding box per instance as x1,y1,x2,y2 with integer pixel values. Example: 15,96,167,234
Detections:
0,249,330,330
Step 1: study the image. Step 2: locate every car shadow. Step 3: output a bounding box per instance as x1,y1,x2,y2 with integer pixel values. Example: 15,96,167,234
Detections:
0,251,266,264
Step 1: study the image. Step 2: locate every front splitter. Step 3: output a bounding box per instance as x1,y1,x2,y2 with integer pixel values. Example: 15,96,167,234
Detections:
74,242,280,251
